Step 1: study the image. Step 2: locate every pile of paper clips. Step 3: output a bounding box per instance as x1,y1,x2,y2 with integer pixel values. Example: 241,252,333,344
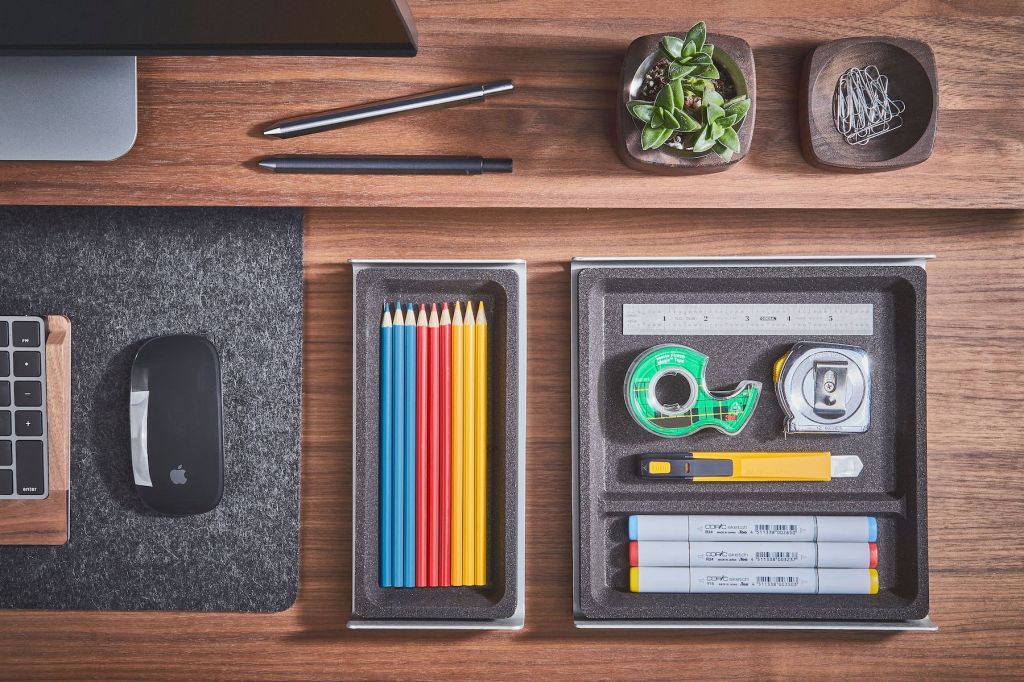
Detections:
832,65,906,146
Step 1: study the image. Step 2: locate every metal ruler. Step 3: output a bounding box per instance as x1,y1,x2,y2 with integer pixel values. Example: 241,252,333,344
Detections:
622,304,874,336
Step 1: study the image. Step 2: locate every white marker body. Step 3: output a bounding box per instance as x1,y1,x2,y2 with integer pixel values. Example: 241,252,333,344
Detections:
634,567,876,594
631,515,875,543
633,541,873,568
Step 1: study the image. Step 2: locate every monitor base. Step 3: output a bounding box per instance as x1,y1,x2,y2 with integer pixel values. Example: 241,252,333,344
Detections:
0,56,137,161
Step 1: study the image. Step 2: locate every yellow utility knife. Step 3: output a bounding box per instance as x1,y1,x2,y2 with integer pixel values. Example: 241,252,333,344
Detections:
638,452,863,482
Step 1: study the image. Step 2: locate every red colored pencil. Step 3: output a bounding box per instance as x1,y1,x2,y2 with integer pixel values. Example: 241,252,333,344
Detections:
427,304,440,586
438,303,452,586
415,304,428,587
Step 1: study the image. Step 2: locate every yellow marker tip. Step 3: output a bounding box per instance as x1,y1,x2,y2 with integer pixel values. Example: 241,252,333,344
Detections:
629,567,640,593
869,568,879,595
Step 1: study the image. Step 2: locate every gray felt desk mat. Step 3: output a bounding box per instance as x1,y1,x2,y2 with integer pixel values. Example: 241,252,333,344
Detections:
0,206,303,612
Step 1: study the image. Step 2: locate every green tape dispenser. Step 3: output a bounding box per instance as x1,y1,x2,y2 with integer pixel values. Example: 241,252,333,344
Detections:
623,344,762,438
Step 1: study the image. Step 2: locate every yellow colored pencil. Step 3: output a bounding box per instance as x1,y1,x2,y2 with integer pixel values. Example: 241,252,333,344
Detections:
462,301,476,583
474,301,488,585
450,302,464,586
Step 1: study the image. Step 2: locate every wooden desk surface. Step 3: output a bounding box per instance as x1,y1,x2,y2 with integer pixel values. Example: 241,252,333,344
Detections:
0,1,1021,209
0,208,1021,679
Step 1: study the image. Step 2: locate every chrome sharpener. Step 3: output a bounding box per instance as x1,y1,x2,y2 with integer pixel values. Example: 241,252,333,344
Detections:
775,342,871,434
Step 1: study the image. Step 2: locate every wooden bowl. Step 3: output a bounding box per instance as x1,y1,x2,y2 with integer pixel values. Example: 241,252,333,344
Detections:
615,32,756,175
801,37,937,172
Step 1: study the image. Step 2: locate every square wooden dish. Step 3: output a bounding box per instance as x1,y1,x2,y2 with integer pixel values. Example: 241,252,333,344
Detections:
616,32,756,175
800,36,938,172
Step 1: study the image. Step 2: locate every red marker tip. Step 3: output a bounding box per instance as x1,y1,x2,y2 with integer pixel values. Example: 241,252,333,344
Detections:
629,541,638,567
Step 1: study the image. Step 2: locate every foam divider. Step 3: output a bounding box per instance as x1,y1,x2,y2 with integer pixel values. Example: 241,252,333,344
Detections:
572,258,929,626
349,260,525,628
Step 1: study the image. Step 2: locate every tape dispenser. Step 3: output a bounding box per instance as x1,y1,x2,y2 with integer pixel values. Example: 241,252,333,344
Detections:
774,342,871,434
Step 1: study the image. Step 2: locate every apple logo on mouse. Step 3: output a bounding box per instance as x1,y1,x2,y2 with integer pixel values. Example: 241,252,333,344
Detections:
170,465,188,485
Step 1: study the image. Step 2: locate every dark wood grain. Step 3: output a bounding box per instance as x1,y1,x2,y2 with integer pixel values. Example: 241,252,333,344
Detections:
616,33,756,174
0,208,1019,680
801,37,938,171
0,3,1020,208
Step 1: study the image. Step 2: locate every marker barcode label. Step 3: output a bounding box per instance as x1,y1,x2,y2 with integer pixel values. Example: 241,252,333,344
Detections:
754,524,799,534
757,576,802,587
755,551,801,562
622,303,874,336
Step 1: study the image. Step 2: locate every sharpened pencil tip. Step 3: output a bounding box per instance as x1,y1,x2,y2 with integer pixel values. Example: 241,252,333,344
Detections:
258,160,277,171
263,127,284,137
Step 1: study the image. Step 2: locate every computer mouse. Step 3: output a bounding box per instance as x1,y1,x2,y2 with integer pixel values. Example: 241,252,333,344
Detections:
129,334,224,516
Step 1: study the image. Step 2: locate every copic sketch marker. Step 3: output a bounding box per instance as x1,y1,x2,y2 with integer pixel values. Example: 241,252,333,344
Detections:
415,304,428,587
629,567,879,594
628,515,878,543
629,541,878,569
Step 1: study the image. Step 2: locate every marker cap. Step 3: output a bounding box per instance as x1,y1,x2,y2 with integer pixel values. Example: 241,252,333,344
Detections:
817,516,877,543
817,568,878,594
816,542,877,568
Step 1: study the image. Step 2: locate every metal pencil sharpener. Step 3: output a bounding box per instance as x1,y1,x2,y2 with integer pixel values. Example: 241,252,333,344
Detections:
774,342,871,434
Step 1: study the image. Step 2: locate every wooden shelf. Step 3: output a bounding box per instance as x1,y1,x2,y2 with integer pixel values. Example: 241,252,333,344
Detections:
0,5,1020,208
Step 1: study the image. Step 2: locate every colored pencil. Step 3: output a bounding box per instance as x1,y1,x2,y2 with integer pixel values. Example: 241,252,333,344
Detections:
380,303,393,587
450,302,465,586
391,303,405,587
403,304,416,586
475,301,488,585
427,304,440,586
439,303,453,586
463,302,476,582
415,304,429,587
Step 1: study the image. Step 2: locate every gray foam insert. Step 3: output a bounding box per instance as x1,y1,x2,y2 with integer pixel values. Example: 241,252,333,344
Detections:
576,265,928,622
0,206,303,612
351,265,520,621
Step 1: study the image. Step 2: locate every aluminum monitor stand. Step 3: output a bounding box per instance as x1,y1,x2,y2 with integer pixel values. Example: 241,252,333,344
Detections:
0,57,137,161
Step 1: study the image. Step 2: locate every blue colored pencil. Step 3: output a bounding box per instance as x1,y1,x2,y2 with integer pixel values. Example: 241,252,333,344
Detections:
380,303,393,587
391,303,405,587
404,304,417,586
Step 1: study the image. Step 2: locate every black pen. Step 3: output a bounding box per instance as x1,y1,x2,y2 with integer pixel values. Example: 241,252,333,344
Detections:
257,155,513,175
262,81,514,139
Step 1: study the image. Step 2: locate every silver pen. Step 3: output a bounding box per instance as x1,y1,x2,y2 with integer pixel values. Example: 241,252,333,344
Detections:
262,80,514,139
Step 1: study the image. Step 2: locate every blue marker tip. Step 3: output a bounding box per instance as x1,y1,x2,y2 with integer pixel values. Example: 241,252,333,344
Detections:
628,515,638,541
867,516,877,542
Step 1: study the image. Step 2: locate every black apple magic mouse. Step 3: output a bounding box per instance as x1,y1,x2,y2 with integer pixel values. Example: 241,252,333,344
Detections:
129,334,224,515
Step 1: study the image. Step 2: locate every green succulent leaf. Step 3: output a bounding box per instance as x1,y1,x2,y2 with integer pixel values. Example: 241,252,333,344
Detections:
676,109,702,132
682,40,697,57
713,142,734,162
650,109,666,129
692,125,717,153
660,36,685,59
670,79,685,107
710,122,725,140
703,85,725,109
717,114,738,128
684,21,706,52
701,44,714,57
654,85,675,111
705,102,726,123
661,109,681,129
698,64,720,80
719,126,741,153
667,63,697,79
686,53,713,66
723,96,751,121
627,101,655,123
641,124,674,150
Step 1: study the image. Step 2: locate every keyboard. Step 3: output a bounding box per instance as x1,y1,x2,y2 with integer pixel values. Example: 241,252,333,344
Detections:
0,316,49,499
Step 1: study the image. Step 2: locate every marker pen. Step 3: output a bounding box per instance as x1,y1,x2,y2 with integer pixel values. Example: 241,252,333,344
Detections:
629,541,878,568
629,567,879,594
628,515,877,543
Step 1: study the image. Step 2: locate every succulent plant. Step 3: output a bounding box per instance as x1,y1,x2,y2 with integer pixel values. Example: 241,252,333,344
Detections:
691,83,751,162
659,22,719,88
627,78,701,150
625,21,751,160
